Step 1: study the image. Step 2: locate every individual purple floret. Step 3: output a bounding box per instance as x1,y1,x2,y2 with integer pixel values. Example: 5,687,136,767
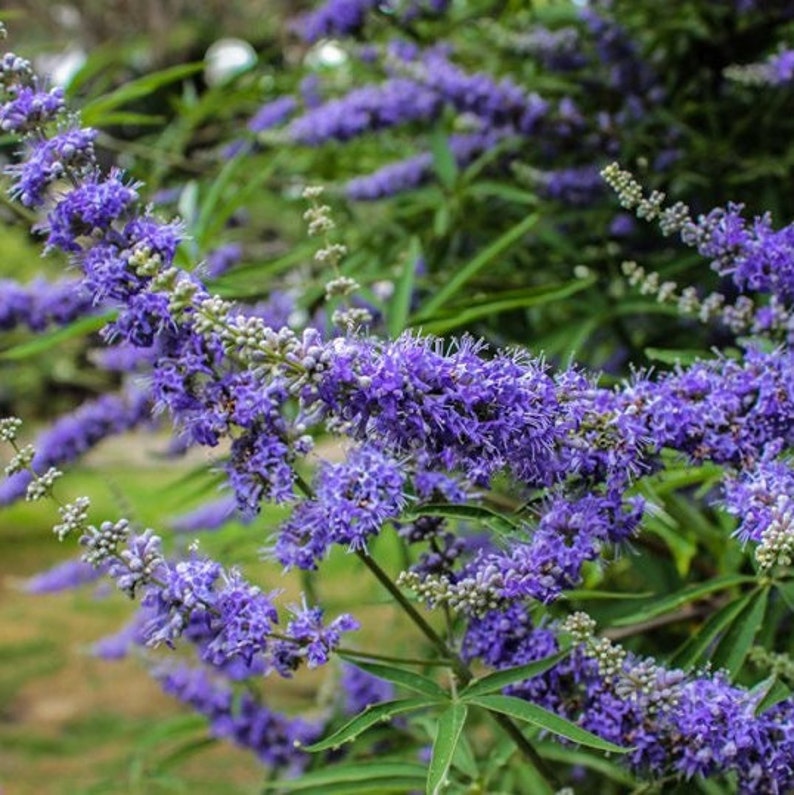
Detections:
273,604,359,672
155,664,319,770
0,389,151,505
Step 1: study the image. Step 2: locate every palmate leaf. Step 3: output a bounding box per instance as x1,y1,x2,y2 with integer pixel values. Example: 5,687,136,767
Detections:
427,703,468,795
261,761,428,793
303,698,435,753
337,654,448,699
459,649,570,699
466,695,628,754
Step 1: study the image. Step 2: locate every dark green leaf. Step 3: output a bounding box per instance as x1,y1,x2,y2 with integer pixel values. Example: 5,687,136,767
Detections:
387,237,421,338
403,503,519,540
753,675,793,714
460,649,570,699
81,63,204,125
337,655,448,699
610,574,756,627
711,587,769,678
427,703,468,795
303,698,434,752
668,590,755,670
419,213,539,316
537,743,637,787
467,695,628,753
414,278,596,336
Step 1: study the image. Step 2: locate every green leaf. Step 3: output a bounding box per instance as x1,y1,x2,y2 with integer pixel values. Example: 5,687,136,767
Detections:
0,312,116,361
419,212,539,316
427,703,468,795
403,503,519,540
414,278,596,336
430,128,458,191
81,62,204,125
303,698,434,752
711,587,769,678
337,655,448,699
644,347,714,366
460,649,570,699
562,590,654,601
261,762,428,793
610,574,756,627
668,590,755,670
537,743,637,787
467,695,628,754
387,237,421,338
753,675,793,714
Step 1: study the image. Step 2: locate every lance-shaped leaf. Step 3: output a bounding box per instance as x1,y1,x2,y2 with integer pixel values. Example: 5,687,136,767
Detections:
337,655,448,700
611,574,755,627
427,703,468,795
467,695,628,754
460,649,570,699
711,587,769,678
261,761,428,793
304,698,434,753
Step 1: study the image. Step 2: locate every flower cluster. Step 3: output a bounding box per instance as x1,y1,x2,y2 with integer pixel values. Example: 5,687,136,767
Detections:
4,6,794,791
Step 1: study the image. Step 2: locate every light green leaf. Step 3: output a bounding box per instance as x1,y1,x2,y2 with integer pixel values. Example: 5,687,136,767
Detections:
427,703,468,795
261,761,428,793
0,312,116,361
430,128,458,191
